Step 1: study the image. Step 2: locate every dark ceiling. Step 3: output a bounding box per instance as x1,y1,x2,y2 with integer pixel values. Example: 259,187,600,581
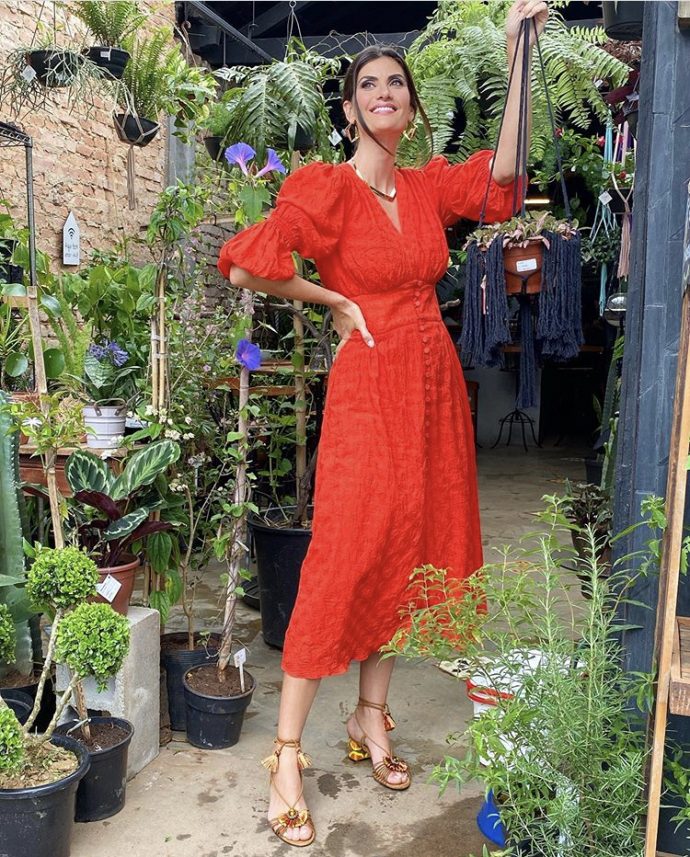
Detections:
178,1,605,65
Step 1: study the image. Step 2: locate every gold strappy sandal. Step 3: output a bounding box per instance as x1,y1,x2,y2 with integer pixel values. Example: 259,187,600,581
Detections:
262,737,316,847
346,697,411,791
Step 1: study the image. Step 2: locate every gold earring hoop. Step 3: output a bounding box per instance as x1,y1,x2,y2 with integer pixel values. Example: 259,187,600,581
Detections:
403,122,417,142
344,122,359,143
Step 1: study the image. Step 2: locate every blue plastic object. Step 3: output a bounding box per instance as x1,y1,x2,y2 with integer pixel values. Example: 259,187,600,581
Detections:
477,789,507,847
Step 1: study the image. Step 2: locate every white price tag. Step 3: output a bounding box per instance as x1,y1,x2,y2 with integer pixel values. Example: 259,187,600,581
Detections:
234,647,247,692
329,128,343,146
96,574,122,603
599,190,613,206
516,258,538,273
21,64,37,83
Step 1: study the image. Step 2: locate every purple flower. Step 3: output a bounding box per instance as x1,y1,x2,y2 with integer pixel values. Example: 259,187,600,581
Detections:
255,148,287,178
235,339,262,371
88,343,108,361
225,142,256,175
107,341,129,367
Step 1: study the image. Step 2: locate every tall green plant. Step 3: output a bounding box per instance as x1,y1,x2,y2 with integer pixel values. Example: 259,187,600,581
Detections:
403,0,629,163
72,1,147,47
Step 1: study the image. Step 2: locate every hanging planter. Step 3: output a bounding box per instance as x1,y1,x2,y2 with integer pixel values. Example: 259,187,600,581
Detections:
113,112,159,147
25,49,83,87
85,46,129,80
204,135,226,162
602,1,644,41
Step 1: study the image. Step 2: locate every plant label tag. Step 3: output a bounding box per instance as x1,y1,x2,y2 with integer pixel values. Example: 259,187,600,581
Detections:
234,647,247,692
599,191,613,206
100,49,112,59
516,258,538,273
21,64,37,83
329,128,342,146
96,574,122,603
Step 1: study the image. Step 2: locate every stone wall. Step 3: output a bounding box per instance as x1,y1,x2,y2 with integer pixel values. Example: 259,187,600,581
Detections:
0,0,175,269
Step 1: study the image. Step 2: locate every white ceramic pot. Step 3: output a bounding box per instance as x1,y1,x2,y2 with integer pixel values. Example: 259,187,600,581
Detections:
83,404,126,449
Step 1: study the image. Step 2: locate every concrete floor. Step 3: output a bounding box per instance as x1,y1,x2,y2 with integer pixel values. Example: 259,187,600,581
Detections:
70,444,586,857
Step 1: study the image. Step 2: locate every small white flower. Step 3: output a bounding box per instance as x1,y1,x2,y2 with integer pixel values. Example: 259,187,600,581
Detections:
127,411,135,419
164,429,181,440
24,417,42,428
184,416,193,425
167,418,174,426
144,404,156,416
183,432,194,440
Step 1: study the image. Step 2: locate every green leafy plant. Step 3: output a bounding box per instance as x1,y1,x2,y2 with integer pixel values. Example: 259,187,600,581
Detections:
386,495,664,857
0,603,15,663
465,210,578,252
0,706,24,775
26,546,99,611
72,1,146,47
56,602,129,691
64,439,181,567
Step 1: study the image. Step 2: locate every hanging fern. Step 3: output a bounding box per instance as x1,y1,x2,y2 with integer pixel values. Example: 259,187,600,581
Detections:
72,1,147,48
120,30,177,118
407,0,629,162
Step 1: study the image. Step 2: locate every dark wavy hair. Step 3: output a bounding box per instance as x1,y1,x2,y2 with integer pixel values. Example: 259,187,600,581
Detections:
342,44,433,157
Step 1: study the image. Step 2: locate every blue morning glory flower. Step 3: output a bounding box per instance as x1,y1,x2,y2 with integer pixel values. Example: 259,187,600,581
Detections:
235,338,262,371
255,148,287,178
225,142,256,175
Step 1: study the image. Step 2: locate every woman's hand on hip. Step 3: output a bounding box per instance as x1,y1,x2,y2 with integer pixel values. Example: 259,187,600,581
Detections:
331,299,375,358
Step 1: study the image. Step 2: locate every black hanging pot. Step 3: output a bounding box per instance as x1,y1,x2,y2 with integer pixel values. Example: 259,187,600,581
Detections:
602,1,644,40
183,665,256,750
54,717,134,822
113,113,160,147
204,135,226,162
0,238,23,286
293,124,316,152
160,632,220,731
0,689,33,725
0,734,90,857
26,50,83,87
248,506,313,649
85,46,130,79
185,18,220,57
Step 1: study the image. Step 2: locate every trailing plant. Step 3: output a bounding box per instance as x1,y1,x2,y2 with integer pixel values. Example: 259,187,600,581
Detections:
63,439,180,568
72,1,146,47
385,494,667,857
465,210,578,252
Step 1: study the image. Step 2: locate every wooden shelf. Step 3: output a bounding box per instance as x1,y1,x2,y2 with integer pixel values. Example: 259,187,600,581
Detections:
669,617,690,716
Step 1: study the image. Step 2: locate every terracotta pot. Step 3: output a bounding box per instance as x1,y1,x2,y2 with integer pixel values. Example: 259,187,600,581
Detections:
93,555,140,616
503,241,544,295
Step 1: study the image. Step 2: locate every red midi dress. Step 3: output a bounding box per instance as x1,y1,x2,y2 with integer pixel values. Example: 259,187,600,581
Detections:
218,151,518,679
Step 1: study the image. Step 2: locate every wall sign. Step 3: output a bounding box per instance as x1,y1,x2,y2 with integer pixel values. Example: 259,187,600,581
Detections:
62,211,80,266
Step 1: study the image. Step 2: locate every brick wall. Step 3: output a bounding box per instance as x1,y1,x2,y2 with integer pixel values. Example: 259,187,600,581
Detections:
0,0,175,269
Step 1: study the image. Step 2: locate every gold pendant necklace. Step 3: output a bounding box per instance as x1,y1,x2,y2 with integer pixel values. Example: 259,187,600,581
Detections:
351,161,397,202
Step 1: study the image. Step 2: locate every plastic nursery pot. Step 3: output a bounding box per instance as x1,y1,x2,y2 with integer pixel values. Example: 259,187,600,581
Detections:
26,50,83,86
54,717,134,822
602,0,644,40
0,670,56,733
84,46,129,80
83,404,126,450
160,632,221,732
0,734,90,857
183,665,256,750
92,555,139,616
477,789,507,848
0,689,33,725
248,506,313,650
113,114,160,148
503,241,543,295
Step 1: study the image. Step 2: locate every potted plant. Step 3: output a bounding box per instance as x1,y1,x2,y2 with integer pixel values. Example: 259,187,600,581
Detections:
115,31,171,147
77,340,139,449
72,0,146,80
385,494,662,857
0,547,129,857
203,97,235,162
561,480,613,593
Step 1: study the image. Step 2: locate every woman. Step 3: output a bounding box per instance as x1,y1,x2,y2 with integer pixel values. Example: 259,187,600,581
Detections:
218,0,548,846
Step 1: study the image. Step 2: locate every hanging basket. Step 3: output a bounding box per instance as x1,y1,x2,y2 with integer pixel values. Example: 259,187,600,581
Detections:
85,46,130,80
26,49,83,87
503,239,544,295
602,1,644,41
113,113,160,147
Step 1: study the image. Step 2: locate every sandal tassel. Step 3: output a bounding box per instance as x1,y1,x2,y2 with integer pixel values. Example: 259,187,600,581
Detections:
357,696,396,731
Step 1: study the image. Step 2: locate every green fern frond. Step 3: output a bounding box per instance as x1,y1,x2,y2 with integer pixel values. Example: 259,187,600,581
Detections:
73,2,147,47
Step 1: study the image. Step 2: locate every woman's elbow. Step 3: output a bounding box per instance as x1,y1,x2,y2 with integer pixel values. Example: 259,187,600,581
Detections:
228,265,251,288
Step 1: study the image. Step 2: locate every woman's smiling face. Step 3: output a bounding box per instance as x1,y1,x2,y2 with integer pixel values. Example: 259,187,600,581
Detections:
343,55,415,142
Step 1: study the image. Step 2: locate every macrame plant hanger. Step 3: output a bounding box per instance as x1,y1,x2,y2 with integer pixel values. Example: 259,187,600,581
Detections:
460,17,582,412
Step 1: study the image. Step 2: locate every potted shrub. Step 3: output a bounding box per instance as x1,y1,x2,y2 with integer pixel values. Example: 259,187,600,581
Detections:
72,1,146,80
0,548,129,857
63,439,181,615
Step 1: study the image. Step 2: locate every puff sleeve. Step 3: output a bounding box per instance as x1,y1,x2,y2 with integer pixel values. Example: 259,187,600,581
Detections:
422,150,524,228
217,162,344,282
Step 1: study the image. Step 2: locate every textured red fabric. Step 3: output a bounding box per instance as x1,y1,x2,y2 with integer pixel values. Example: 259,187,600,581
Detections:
218,151,519,679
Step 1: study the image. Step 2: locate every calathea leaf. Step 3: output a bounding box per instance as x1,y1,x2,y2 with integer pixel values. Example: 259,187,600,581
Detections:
111,439,180,501
103,508,149,541
73,490,121,521
65,449,115,495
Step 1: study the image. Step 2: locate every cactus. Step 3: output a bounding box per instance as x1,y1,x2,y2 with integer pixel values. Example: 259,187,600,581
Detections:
0,391,32,676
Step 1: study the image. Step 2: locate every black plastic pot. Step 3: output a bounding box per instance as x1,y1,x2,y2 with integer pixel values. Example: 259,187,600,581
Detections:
183,665,255,749
0,734,90,857
160,632,220,731
204,135,226,162
26,50,82,87
55,717,133,822
0,690,32,725
248,507,313,649
0,238,22,286
602,1,644,40
584,456,603,485
85,46,129,79
1,671,57,733
113,114,160,147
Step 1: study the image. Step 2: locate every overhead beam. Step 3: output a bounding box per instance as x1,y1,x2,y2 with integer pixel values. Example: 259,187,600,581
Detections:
242,1,313,38
184,1,273,61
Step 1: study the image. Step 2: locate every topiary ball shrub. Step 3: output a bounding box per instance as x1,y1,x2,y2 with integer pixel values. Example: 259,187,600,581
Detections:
0,706,25,774
0,603,16,664
56,603,130,691
27,546,99,610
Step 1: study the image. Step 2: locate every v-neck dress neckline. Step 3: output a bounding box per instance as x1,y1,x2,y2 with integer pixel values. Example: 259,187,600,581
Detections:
343,161,405,239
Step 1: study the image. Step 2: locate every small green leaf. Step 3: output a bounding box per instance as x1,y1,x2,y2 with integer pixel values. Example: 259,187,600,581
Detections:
43,347,65,379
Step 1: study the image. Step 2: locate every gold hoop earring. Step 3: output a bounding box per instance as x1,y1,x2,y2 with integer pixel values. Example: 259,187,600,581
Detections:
403,122,417,142
344,122,359,143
